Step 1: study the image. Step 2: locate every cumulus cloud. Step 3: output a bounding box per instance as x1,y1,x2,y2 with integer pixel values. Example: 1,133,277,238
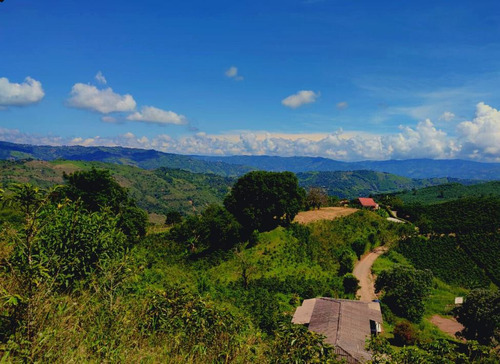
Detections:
101,116,117,123
3,102,500,162
67,83,136,114
95,71,107,85
336,101,348,110
439,111,455,121
127,106,187,125
282,90,319,109
457,102,500,160
225,66,243,81
0,77,45,107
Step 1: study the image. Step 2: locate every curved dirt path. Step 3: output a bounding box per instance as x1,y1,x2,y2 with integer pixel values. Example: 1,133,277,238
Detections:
429,315,464,339
353,247,388,301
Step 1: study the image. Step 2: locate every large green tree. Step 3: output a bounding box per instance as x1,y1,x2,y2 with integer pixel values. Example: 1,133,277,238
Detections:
224,171,305,233
375,265,433,322
62,168,147,241
454,289,500,345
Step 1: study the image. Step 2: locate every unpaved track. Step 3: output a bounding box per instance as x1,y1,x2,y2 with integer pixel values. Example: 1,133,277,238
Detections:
353,247,388,301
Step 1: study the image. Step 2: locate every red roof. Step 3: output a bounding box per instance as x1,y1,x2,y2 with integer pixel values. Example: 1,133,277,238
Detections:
358,197,378,207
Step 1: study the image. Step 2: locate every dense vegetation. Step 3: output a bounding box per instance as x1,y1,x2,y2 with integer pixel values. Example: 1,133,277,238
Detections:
0,168,418,362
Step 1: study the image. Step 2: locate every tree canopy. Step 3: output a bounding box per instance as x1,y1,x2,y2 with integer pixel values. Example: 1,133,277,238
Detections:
454,289,500,345
224,171,305,233
375,265,433,322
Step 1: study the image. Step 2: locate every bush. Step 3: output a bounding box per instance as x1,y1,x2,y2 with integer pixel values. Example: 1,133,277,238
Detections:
342,273,359,295
393,320,418,346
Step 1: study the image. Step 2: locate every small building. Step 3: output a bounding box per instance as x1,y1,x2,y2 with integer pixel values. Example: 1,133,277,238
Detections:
357,197,379,210
292,298,383,363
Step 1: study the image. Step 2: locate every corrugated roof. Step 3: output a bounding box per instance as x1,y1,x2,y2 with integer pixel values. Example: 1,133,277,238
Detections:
358,198,378,207
293,298,382,363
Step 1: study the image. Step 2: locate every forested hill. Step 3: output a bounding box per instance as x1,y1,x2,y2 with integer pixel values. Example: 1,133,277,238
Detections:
2,141,500,180
387,181,500,205
0,160,481,218
0,160,234,218
296,170,473,199
195,155,500,180
0,141,252,177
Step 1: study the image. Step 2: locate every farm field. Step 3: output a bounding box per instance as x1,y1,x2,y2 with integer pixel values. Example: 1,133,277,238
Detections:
293,206,358,224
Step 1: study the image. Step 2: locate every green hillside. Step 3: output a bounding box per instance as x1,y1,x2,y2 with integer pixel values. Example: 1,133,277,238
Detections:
296,170,471,199
0,160,234,218
390,181,500,205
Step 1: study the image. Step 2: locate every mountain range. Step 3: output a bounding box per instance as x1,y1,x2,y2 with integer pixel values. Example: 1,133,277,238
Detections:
1,140,500,180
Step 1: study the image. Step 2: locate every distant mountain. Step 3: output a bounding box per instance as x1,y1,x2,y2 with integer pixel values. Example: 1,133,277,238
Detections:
0,141,252,177
296,170,476,199
194,155,500,180
2,141,500,180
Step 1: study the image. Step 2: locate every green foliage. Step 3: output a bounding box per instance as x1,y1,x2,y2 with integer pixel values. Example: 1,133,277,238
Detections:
305,187,328,210
170,205,242,252
458,233,500,286
165,210,183,225
375,265,433,322
342,273,359,295
224,171,305,232
453,289,500,345
352,238,367,258
297,170,464,199
397,236,491,289
392,181,500,205
270,323,340,363
338,249,356,275
399,197,500,234
143,286,243,361
367,336,497,364
62,167,147,242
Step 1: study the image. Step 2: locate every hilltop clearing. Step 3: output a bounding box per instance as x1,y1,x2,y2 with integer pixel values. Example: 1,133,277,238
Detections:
294,207,358,224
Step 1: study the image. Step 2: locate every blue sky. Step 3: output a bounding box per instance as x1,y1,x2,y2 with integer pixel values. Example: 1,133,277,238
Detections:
1,0,500,161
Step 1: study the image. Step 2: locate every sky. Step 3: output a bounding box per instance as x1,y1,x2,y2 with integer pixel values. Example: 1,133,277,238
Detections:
1,0,500,162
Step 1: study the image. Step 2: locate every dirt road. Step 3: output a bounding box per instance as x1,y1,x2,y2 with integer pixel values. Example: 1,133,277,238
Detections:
353,247,388,302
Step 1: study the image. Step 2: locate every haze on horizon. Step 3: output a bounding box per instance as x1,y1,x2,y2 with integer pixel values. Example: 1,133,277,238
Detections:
1,0,500,162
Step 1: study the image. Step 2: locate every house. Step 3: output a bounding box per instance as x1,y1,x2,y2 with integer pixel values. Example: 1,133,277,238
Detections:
357,197,379,210
292,298,383,363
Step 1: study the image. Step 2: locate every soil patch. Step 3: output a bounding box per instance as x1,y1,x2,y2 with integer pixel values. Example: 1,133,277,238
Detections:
429,315,464,339
294,207,358,224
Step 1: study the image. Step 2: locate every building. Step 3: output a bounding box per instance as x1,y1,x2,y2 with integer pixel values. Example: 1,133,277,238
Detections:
357,197,379,210
292,298,383,363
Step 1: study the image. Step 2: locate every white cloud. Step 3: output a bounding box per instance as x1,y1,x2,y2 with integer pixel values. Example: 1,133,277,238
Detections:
282,90,319,109
67,83,136,114
95,71,107,85
336,101,348,110
457,102,500,160
0,77,45,107
225,66,243,81
3,102,500,162
439,111,455,121
126,106,187,125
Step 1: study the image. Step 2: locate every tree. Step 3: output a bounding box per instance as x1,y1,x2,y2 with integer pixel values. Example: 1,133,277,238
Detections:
306,187,328,210
224,171,305,233
62,168,147,241
338,249,356,275
375,265,433,322
170,205,241,252
342,273,359,295
453,289,500,345
63,168,127,213
165,210,183,225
